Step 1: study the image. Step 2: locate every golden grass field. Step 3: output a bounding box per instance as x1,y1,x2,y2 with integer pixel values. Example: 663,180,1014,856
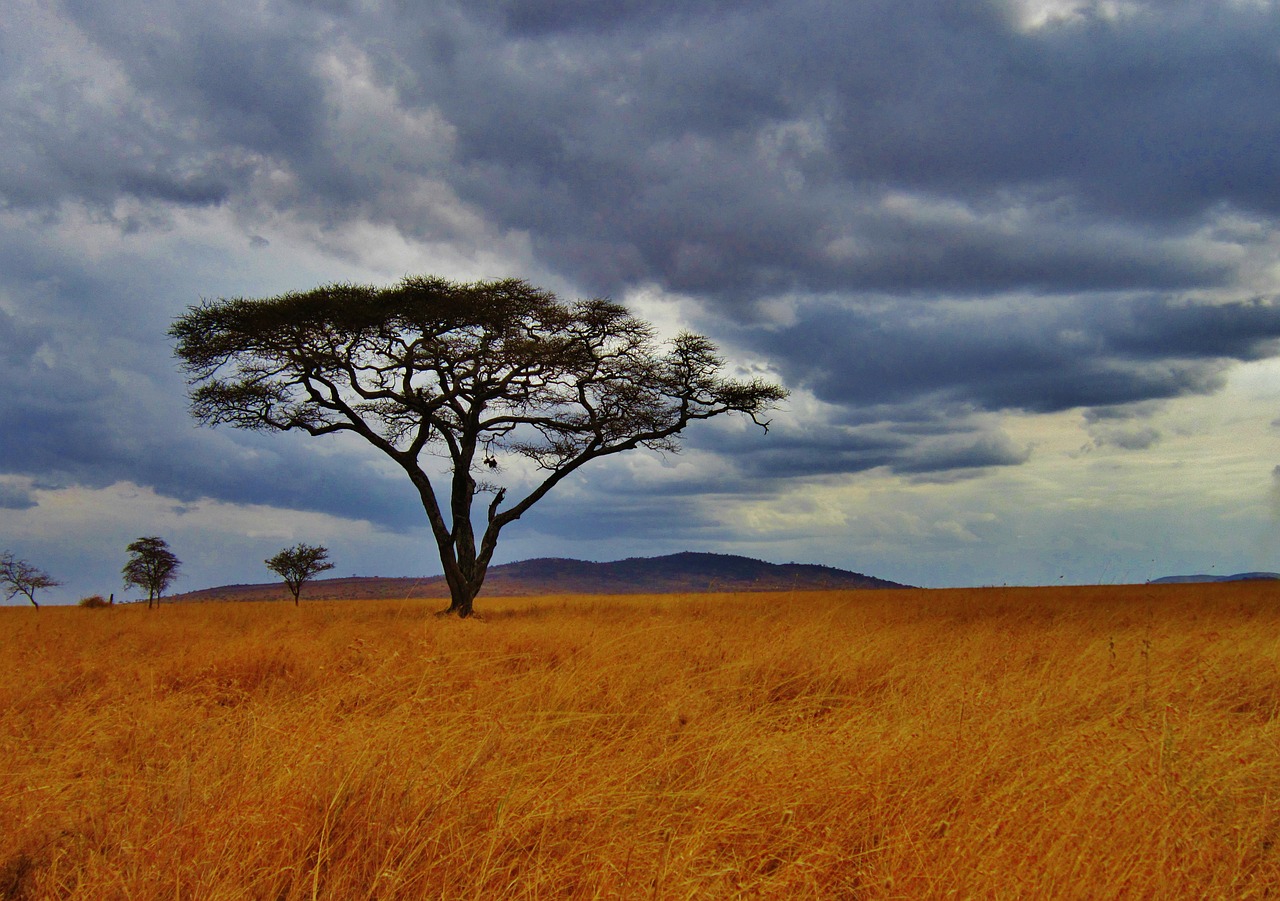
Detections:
2,582,1278,899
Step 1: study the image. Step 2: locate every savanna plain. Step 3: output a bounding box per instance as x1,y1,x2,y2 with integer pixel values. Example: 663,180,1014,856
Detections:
2,582,1279,899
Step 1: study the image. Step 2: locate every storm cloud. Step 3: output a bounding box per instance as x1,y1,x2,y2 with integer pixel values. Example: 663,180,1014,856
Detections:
5,0,1280,593
750,294,1280,414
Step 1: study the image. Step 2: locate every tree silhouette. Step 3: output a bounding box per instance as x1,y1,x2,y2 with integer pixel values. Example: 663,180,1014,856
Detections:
0,552,61,609
122,537,181,609
172,276,786,618
265,543,336,606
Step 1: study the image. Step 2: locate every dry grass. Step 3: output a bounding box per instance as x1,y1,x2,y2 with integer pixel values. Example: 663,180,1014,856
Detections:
1,582,1278,899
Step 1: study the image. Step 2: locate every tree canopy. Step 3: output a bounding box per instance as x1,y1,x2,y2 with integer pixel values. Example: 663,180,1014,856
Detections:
266,543,336,605
172,276,787,617
122,537,181,608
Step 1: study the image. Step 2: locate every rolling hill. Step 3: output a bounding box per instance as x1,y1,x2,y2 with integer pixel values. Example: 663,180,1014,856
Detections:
1148,571,1280,584
166,552,910,603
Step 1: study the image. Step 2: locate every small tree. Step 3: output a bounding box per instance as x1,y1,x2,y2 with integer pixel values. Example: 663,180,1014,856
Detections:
122,537,181,609
265,543,335,605
0,551,61,609
172,276,786,618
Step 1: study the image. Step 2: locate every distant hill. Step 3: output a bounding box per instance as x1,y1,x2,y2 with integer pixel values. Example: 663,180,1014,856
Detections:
167,552,911,603
1148,572,1280,585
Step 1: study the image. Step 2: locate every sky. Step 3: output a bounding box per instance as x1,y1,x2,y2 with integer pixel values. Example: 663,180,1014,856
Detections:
5,0,1280,602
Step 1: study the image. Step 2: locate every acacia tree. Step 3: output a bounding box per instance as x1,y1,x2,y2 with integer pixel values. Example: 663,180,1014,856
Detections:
266,543,335,606
0,551,61,609
171,276,787,618
122,537,181,608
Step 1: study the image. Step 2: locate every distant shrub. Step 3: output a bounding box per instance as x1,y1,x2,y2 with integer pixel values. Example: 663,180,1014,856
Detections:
78,595,111,609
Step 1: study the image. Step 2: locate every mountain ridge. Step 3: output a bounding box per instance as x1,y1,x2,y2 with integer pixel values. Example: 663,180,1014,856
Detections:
1147,571,1280,584
166,552,911,603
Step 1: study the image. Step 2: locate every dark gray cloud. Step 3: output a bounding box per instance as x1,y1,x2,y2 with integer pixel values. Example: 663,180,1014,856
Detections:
0,482,37,511
0,229,421,529
1082,403,1164,451
475,0,769,36
366,0,1280,298
0,329,421,528
821,1,1280,221
745,294,1280,415
681,412,1031,483
12,0,1274,296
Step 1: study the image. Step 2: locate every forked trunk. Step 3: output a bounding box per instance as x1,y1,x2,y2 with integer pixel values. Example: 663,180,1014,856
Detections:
435,532,488,616
440,578,481,618
444,591,475,618
439,565,484,618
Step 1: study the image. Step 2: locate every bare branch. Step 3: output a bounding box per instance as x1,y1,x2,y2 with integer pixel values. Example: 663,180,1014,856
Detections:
0,552,61,609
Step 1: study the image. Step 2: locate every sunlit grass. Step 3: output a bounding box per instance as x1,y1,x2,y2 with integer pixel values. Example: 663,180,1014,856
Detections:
2,583,1278,898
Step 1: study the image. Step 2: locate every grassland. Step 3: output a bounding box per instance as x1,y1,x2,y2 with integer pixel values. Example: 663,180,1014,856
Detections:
2,582,1278,899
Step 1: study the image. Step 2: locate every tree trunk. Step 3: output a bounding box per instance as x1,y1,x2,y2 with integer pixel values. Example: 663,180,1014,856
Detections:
437,567,484,618
437,538,489,618
443,583,477,618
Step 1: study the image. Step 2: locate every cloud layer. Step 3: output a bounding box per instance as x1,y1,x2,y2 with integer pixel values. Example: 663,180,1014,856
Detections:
5,0,1280,594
